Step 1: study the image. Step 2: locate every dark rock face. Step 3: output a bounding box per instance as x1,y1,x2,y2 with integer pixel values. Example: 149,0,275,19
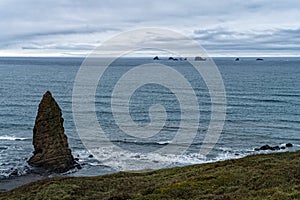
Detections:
28,91,75,173
286,143,293,148
255,145,273,151
255,143,293,151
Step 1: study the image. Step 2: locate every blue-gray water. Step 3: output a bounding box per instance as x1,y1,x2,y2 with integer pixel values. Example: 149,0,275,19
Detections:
0,57,299,178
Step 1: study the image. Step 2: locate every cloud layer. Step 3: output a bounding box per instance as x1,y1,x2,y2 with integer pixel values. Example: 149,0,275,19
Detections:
1,0,299,56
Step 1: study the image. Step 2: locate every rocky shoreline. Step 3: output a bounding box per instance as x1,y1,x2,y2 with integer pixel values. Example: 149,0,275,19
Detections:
1,150,299,199
254,143,293,151
0,91,297,196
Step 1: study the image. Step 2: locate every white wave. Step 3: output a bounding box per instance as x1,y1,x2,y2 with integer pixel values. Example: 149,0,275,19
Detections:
87,147,209,171
73,149,93,158
73,147,260,172
88,162,103,166
157,140,172,145
213,151,246,162
0,135,28,141
0,161,31,178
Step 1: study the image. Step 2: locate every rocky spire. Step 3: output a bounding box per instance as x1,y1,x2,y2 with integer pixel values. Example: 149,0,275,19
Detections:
28,91,75,173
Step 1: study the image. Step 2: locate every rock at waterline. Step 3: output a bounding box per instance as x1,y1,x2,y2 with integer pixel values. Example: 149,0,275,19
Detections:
254,143,293,151
28,91,76,173
286,143,293,148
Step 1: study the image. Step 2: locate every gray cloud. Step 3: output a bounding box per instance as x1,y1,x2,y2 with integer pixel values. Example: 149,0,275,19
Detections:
0,0,299,56
193,27,300,56
194,27,300,47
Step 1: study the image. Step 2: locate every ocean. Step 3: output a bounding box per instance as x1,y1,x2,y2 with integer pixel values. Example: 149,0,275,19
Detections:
0,57,300,179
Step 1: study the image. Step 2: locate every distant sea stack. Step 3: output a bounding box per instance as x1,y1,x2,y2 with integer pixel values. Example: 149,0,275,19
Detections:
194,56,206,61
28,91,76,173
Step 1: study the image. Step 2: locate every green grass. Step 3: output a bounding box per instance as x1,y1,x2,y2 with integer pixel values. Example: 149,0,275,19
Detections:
1,150,299,200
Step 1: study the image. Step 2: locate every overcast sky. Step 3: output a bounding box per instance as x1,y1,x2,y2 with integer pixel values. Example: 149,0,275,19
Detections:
1,0,300,57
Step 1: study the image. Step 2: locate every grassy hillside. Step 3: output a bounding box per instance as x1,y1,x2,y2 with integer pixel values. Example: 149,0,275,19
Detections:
1,150,299,200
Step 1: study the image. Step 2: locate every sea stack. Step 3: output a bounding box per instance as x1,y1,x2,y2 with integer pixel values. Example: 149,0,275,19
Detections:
28,91,75,173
